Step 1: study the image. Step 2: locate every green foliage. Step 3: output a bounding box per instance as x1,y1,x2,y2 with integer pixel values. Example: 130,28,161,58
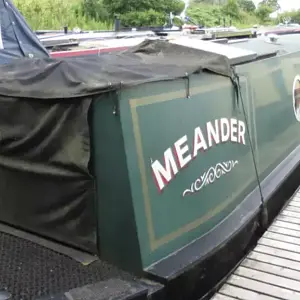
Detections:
119,10,166,27
277,10,300,24
222,0,240,20
173,17,184,26
238,0,256,13
15,0,186,29
103,0,185,27
187,0,283,27
258,0,280,12
13,0,282,31
14,0,112,30
81,0,110,22
255,4,273,23
191,0,227,4
103,0,185,17
187,0,260,28
187,4,222,27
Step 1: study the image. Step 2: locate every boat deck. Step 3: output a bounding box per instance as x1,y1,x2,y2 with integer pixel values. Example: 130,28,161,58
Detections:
0,223,163,299
211,187,300,300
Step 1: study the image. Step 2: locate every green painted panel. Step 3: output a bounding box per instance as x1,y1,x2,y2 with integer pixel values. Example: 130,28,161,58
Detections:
92,92,143,273
92,50,300,272
119,74,257,267
237,51,300,185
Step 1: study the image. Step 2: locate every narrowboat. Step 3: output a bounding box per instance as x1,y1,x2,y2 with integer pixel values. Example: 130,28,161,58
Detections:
1,1,300,300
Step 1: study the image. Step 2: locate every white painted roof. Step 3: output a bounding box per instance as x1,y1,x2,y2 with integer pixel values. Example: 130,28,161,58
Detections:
170,37,257,65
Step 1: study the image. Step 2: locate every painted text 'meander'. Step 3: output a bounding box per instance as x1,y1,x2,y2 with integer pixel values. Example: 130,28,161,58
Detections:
151,118,246,192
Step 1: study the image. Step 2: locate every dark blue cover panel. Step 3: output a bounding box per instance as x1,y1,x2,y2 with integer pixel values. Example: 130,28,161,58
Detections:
0,0,49,64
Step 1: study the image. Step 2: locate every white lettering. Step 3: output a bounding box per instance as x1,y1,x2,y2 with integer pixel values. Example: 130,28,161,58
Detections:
220,118,230,142
230,118,238,142
238,121,246,145
151,118,247,192
193,127,208,157
151,148,178,192
174,135,192,168
207,120,220,147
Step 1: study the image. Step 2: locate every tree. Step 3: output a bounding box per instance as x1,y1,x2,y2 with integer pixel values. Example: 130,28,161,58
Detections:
258,0,280,12
103,0,185,17
81,0,109,22
256,4,273,22
192,0,227,3
102,0,185,27
222,0,240,20
119,9,166,27
278,10,300,24
238,0,256,13
186,5,223,27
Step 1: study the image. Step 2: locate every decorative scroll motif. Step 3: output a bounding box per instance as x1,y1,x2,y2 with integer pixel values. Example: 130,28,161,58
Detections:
182,160,238,197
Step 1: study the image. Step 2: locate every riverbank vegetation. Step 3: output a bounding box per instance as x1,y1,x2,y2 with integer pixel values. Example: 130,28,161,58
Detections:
14,0,112,30
14,0,300,30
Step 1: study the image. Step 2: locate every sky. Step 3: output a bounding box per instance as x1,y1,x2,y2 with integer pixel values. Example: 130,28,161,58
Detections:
253,0,300,11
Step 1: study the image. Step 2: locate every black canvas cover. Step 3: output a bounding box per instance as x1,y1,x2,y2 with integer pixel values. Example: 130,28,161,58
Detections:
0,39,232,253
0,96,96,252
0,39,233,99
0,0,49,64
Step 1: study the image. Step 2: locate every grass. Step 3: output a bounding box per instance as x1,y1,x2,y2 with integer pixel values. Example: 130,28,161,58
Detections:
14,0,112,30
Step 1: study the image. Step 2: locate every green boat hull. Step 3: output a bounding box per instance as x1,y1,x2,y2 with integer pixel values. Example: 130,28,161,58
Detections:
0,32,300,299
3,0,300,298
91,47,300,298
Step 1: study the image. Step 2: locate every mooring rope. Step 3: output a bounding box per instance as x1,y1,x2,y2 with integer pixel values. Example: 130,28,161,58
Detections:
232,68,269,230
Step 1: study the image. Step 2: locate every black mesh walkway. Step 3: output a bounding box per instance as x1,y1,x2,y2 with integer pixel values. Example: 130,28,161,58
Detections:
0,231,135,300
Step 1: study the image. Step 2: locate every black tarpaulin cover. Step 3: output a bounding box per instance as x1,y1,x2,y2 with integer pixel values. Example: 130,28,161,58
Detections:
0,0,49,64
0,39,233,99
0,96,96,252
0,40,232,253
